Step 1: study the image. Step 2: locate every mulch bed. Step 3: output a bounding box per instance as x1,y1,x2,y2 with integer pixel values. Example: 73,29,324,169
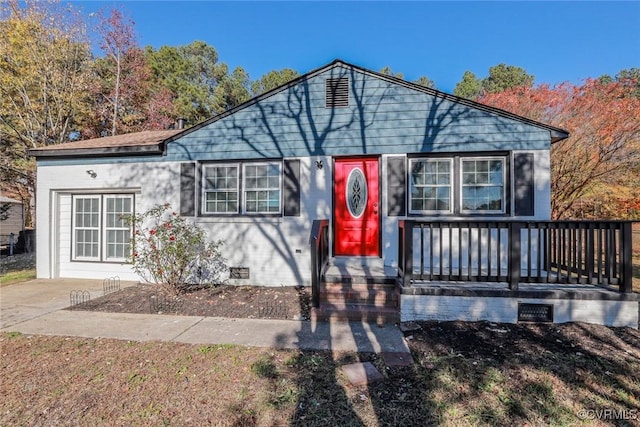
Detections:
75,283,312,320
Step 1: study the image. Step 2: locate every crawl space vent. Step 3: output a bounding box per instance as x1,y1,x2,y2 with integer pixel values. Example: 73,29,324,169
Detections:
518,303,554,323
230,267,250,279
325,77,349,108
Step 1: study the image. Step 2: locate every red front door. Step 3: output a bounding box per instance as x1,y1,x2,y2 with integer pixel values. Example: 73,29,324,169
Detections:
334,157,380,256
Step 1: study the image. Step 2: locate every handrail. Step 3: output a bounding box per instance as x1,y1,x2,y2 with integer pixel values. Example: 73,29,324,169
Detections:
398,220,635,293
309,219,330,308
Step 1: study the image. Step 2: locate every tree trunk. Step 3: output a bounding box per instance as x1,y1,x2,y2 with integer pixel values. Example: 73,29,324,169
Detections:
112,51,121,136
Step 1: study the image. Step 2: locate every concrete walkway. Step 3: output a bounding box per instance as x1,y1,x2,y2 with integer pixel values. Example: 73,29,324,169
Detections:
0,279,410,354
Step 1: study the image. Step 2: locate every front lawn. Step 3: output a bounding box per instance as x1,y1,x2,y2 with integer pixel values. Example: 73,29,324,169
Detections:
2,320,638,426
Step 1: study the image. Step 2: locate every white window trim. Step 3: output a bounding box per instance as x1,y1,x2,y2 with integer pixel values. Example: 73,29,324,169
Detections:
408,158,454,215
71,195,102,261
242,161,282,214
460,157,506,214
71,194,134,262
202,163,240,214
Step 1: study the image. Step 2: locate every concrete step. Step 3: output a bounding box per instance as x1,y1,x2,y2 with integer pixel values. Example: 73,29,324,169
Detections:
311,304,399,325
324,260,398,286
330,256,386,269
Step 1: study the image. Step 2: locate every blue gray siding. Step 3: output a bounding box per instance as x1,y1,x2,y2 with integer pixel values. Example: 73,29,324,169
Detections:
166,65,552,162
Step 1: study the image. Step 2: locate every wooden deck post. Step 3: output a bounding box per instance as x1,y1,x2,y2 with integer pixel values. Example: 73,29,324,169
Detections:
621,221,633,293
403,221,414,286
509,222,522,291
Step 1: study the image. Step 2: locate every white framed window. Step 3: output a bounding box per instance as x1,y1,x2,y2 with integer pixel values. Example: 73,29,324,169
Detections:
72,196,101,261
243,162,281,214
203,164,239,214
409,158,452,214
104,195,133,261
71,194,134,262
461,158,505,213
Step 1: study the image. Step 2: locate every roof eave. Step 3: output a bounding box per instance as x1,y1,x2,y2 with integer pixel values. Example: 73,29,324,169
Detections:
550,129,570,144
29,144,163,159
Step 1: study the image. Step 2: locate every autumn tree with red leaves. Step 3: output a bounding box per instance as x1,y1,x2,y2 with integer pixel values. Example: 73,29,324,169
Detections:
88,9,173,137
480,77,640,219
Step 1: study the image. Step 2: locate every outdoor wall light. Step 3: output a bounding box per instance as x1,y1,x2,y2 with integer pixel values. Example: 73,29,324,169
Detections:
315,160,323,170
86,170,97,178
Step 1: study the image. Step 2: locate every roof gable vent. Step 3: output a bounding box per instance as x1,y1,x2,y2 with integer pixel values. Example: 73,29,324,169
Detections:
325,77,349,108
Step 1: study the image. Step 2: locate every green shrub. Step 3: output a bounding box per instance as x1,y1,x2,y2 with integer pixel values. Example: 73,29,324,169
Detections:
126,203,227,294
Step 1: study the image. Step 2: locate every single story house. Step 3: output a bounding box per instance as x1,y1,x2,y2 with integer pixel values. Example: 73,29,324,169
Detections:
30,59,638,327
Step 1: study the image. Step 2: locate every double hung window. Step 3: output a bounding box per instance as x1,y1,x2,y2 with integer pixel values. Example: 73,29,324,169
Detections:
202,162,282,215
461,158,505,213
408,156,506,215
409,159,452,213
203,164,239,214
243,163,281,214
72,194,133,262
105,196,133,259
73,196,101,260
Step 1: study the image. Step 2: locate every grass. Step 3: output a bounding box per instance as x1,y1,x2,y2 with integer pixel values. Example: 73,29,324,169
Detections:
1,322,638,427
1,252,36,286
0,268,36,286
0,232,637,425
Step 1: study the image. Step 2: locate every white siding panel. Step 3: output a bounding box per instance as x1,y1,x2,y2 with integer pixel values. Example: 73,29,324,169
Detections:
193,156,331,286
36,162,180,280
36,149,551,285
36,158,332,286
58,194,71,275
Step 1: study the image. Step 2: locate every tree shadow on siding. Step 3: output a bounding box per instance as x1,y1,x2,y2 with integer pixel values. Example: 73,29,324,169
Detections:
175,64,467,425
118,63,493,425
205,64,466,281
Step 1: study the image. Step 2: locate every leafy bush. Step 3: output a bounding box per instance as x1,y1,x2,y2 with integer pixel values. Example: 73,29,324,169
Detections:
126,203,227,294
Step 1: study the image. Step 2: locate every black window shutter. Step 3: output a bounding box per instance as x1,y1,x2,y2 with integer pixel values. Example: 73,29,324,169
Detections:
283,159,301,216
514,153,535,216
180,162,196,216
387,157,406,216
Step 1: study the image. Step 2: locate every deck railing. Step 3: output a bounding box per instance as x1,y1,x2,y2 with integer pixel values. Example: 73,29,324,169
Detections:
398,220,634,293
309,219,330,308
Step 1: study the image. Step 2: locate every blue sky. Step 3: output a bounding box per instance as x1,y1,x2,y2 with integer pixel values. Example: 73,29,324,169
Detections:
75,1,639,93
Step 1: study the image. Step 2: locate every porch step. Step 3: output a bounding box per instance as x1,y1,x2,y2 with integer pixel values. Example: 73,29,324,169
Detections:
323,274,398,286
315,260,400,325
311,303,400,324
320,288,398,306
324,263,399,286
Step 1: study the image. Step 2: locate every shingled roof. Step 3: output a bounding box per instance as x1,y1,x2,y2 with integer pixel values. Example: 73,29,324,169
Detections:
29,129,183,158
